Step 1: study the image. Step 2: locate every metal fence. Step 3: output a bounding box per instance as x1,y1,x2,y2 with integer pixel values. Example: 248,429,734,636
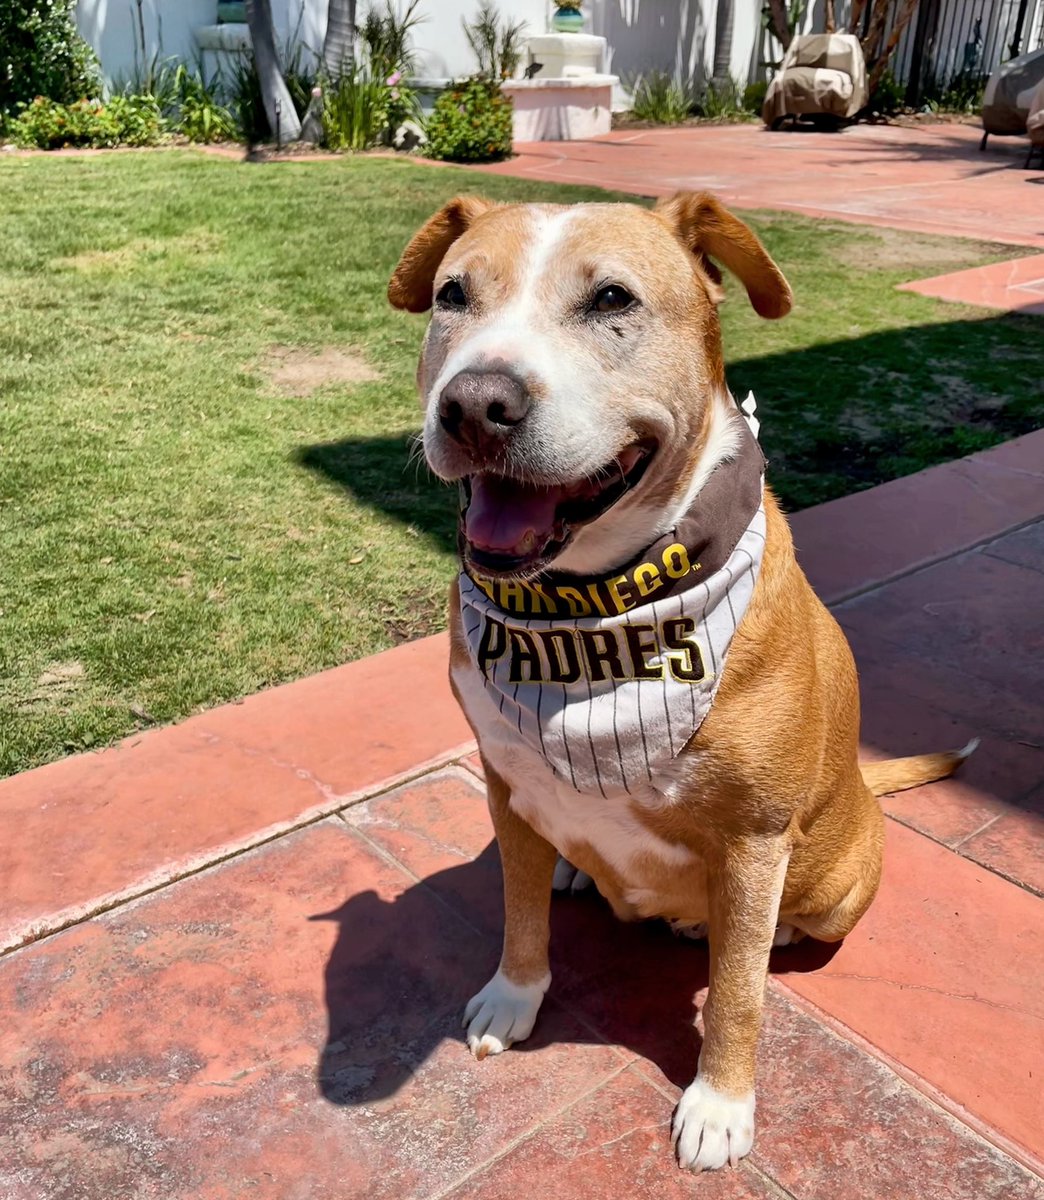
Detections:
852,0,1044,104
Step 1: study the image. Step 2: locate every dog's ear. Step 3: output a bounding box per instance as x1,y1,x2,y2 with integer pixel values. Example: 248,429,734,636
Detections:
654,192,792,319
388,195,494,313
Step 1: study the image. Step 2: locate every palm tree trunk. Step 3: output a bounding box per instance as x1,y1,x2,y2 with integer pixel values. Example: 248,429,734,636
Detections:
323,0,357,79
245,0,302,143
711,0,735,83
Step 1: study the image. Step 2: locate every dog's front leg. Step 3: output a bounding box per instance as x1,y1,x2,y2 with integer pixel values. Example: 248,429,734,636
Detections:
674,837,790,1171
464,761,557,1060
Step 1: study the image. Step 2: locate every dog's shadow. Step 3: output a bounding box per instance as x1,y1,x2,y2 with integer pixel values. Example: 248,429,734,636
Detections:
311,841,839,1106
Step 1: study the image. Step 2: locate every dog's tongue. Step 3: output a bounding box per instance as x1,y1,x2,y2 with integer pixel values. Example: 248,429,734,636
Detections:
465,475,564,557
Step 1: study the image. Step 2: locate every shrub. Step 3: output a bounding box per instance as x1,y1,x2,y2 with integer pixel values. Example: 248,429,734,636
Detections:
743,80,768,114
463,2,527,81
173,65,238,143
868,69,904,115
322,67,391,150
696,76,747,120
629,70,695,124
10,93,163,148
0,0,99,119
425,77,513,162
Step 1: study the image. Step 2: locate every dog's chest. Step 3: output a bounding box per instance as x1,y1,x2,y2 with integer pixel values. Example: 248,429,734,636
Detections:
454,659,697,892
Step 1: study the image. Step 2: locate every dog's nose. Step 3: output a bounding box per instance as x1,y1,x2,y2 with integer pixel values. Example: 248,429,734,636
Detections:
438,371,531,457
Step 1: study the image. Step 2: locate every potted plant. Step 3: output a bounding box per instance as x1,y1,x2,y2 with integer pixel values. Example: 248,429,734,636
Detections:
551,3,584,33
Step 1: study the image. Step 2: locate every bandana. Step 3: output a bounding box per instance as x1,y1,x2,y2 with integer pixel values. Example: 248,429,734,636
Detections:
459,405,766,797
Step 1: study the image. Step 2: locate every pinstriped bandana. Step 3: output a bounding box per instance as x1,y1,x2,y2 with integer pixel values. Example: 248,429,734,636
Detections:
458,406,766,797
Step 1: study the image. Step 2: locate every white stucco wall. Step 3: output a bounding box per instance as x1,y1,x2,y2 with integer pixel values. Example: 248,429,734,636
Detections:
75,1,553,86
75,1,776,94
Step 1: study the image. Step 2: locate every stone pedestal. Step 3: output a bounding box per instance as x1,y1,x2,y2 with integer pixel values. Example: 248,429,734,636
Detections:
501,75,617,141
525,33,606,79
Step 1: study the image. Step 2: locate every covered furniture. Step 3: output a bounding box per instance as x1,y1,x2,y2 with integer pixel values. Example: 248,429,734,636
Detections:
762,33,869,129
1026,74,1044,167
981,47,1044,146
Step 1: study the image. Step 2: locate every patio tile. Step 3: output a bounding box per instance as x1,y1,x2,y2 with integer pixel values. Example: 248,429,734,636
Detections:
444,1066,776,1200
0,819,626,1200
788,431,1044,604
836,549,1044,703
898,253,1044,314
851,650,1042,847
777,820,1044,1163
752,990,1043,1200
959,804,1044,896
982,520,1044,572
845,620,1043,747
0,633,474,953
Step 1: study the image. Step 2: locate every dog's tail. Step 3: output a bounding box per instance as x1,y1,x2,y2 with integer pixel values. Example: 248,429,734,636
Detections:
861,738,979,797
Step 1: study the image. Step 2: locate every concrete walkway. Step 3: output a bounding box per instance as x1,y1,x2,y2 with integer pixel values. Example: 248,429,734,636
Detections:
476,122,1044,249
2,431,1042,1199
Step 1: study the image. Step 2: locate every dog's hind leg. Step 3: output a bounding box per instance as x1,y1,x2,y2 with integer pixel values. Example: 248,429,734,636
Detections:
463,759,558,1060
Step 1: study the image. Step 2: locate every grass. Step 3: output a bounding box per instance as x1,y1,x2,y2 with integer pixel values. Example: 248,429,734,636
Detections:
0,151,1040,777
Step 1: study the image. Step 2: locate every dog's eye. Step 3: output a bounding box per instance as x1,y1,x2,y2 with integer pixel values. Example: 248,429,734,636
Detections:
436,279,468,310
590,284,636,315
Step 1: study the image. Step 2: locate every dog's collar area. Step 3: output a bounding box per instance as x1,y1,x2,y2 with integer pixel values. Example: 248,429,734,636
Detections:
464,411,765,621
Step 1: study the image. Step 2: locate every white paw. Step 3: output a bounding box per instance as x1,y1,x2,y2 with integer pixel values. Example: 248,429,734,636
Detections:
463,969,550,1060
672,1077,755,1171
552,855,593,893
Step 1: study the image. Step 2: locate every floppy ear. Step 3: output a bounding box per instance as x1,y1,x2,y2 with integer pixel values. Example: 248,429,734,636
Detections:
654,192,793,319
388,195,494,313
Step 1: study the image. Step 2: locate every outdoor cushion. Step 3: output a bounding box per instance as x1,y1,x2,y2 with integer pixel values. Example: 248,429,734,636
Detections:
982,47,1044,135
763,32,868,125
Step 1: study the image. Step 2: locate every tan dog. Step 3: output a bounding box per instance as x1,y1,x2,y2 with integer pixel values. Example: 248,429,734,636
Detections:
388,193,972,1172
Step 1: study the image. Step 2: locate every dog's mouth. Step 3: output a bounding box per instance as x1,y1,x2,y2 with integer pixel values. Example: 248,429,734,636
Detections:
460,440,656,577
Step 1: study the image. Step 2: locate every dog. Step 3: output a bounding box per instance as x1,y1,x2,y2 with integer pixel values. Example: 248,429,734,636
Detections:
387,192,973,1172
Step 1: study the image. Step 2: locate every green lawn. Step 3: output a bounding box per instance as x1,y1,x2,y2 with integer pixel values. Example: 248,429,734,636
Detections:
0,151,1040,777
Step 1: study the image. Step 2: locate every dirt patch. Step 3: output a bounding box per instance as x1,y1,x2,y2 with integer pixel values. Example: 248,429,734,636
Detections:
17,661,86,709
54,230,223,272
260,345,380,397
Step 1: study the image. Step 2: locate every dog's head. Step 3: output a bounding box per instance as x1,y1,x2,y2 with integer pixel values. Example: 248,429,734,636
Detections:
388,192,791,578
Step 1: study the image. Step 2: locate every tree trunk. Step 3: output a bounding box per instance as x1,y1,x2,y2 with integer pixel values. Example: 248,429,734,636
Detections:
866,0,920,91
711,0,735,83
824,0,836,33
323,0,357,79
766,0,793,51
848,0,869,35
245,0,302,144
861,0,894,66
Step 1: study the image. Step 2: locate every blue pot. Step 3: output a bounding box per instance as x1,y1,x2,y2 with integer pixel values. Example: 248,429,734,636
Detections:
551,8,584,33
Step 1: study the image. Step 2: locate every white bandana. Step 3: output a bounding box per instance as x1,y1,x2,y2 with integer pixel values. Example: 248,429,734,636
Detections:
459,494,765,797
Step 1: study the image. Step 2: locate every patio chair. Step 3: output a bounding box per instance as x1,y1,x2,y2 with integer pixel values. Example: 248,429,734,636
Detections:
981,46,1044,150
762,33,869,131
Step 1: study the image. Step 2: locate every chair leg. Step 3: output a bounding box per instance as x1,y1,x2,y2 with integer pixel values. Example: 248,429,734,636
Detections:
980,131,989,151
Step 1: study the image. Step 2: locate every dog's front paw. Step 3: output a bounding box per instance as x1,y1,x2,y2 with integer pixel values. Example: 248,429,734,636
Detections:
463,969,550,1060
672,1077,755,1171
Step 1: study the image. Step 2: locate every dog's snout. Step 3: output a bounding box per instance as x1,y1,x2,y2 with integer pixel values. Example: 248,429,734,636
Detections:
438,371,531,455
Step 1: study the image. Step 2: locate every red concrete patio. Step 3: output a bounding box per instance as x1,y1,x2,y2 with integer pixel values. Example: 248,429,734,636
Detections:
476,122,1044,249
2,427,1042,1199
